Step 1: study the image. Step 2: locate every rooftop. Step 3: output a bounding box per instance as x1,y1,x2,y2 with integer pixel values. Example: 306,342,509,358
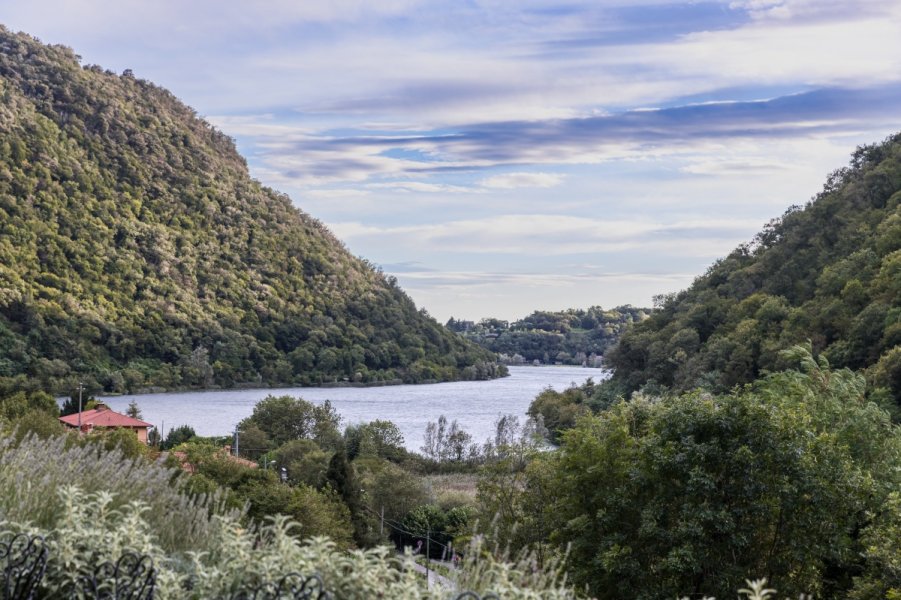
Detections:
59,405,152,429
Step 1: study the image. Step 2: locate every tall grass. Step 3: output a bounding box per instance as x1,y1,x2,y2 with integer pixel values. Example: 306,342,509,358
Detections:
0,432,240,553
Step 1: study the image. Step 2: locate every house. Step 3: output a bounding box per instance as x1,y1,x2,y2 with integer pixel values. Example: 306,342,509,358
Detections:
59,403,153,443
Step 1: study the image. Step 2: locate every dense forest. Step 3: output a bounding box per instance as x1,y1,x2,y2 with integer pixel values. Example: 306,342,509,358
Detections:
0,28,503,395
599,133,901,412
446,305,649,366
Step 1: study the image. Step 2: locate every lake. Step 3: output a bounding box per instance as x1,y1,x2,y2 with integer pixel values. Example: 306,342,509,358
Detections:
100,366,606,451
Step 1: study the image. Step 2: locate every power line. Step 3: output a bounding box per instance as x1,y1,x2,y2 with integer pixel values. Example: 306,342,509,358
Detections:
360,505,454,554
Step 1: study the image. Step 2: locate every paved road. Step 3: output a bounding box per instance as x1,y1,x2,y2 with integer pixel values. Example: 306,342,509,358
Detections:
406,557,455,590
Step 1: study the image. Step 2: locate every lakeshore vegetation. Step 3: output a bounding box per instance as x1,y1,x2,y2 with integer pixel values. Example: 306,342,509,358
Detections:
446,305,650,367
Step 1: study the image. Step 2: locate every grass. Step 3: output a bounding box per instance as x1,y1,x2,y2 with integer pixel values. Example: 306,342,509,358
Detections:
423,473,479,509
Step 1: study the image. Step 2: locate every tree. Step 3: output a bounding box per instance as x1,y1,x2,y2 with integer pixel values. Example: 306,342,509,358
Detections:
326,449,371,546
527,386,590,444
542,346,901,599
347,420,405,462
358,460,428,529
162,424,196,450
12,409,65,442
241,395,341,449
0,390,58,421
274,439,331,488
237,423,271,461
60,389,96,417
125,399,142,419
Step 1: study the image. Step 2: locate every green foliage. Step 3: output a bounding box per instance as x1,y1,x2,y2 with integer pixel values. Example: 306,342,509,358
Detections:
4,492,578,599
602,134,901,409
236,422,271,460
5,486,179,598
399,503,474,560
345,419,406,462
530,346,901,599
162,424,196,449
168,439,356,547
0,27,500,395
453,537,576,600
241,395,341,450
86,425,149,459
59,387,98,417
0,388,57,420
527,385,592,443
357,458,429,534
451,305,649,366
10,408,65,441
236,473,354,548
475,416,557,562
274,438,332,488
125,399,143,419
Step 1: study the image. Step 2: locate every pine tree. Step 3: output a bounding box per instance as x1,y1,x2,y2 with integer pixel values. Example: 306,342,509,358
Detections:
126,399,143,420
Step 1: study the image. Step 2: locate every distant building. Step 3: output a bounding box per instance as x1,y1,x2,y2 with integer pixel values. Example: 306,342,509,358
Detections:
59,404,153,443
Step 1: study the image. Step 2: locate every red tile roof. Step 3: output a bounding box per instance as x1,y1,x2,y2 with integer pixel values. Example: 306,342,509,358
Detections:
59,406,152,428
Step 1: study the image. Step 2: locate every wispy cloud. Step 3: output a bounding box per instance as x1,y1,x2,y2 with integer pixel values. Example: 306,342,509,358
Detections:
480,172,566,189
236,85,901,186
331,214,759,257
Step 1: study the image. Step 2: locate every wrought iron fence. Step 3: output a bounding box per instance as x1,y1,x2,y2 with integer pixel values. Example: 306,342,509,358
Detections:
228,573,331,600
1,533,47,600
78,552,156,600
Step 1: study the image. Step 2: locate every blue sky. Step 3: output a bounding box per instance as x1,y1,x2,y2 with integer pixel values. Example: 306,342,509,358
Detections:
3,0,901,320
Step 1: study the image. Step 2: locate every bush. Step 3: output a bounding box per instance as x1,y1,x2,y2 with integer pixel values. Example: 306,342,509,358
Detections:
0,431,238,553
542,346,901,599
1,486,579,599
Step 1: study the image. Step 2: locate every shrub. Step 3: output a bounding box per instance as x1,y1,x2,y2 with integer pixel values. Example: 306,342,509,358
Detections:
0,431,238,553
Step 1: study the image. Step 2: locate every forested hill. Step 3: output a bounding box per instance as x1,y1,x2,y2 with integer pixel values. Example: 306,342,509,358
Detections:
603,132,901,408
448,305,650,366
0,27,503,394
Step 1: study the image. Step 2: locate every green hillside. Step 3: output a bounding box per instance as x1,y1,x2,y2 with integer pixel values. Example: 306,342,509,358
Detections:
448,305,650,366
602,133,901,409
0,27,503,394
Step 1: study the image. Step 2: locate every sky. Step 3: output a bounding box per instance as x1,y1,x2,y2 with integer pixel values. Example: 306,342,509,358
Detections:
3,0,901,321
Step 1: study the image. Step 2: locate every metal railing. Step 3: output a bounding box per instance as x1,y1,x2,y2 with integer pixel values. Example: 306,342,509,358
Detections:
0,533,47,600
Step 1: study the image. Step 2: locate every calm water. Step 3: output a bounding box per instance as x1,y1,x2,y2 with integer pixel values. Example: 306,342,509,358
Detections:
101,366,606,451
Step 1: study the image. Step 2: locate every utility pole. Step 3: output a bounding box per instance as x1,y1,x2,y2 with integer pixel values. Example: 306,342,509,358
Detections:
76,382,84,431
426,525,431,586
233,428,240,457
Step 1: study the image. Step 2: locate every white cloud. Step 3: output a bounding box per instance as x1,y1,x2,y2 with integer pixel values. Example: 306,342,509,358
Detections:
330,214,758,257
367,181,476,194
480,172,565,189
729,0,894,21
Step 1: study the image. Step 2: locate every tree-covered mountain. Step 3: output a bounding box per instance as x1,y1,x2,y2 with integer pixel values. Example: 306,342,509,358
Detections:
602,133,901,410
0,27,503,394
447,305,649,366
